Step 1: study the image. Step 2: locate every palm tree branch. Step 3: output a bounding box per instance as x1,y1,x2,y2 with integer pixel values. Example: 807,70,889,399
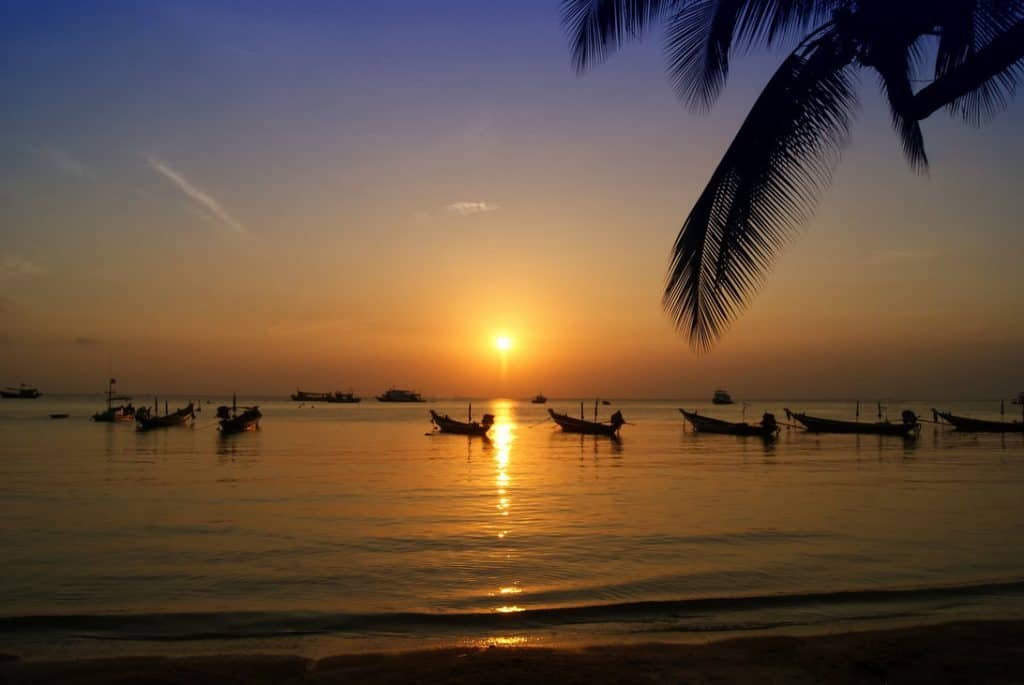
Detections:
562,0,678,72
911,15,1024,120
663,33,858,351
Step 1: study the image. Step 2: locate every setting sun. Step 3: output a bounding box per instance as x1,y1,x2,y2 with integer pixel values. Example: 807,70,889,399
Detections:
495,335,513,352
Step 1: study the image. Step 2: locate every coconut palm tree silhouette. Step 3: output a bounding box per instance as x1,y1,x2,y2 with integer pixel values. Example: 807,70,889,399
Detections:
563,0,1024,350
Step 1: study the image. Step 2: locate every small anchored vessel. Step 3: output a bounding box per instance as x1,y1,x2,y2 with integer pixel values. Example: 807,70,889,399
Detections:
2,384,41,399
430,403,493,436
548,405,625,437
217,395,262,434
291,390,329,402
680,409,779,437
530,393,547,404
92,378,136,423
712,390,734,405
786,408,919,436
932,409,1024,433
136,399,195,431
325,391,361,403
377,388,425,402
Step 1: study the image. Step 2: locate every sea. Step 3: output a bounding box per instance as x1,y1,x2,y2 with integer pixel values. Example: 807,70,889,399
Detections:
2,396,1024,659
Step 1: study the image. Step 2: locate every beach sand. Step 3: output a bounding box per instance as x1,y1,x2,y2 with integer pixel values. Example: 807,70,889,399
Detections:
2,620,1023,683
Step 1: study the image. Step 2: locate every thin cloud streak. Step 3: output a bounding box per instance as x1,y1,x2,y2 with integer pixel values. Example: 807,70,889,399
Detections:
0,255,45,280
447,201,497,216
147,156,245,233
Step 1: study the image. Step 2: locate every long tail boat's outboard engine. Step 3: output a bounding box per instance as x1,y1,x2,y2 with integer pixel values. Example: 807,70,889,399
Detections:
762,412,778,430
902,409,918,425
216,405,231,419
482,414,495,428
610,410,625,428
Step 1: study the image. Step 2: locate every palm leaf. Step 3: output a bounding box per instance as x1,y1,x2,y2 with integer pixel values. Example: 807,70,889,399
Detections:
664,0,840,110
872,40,929,171
562,0,677,72
663,33,858,351
935,0,1024,124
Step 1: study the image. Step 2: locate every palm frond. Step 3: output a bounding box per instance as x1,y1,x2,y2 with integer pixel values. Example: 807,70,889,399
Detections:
562,0,677,72
873,41,929,171
664,0,840,110
936,0,1024,124
663,33,858,351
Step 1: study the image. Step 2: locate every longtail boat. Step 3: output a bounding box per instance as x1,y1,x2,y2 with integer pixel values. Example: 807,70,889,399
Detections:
430,408,493,436
92,378,135,423
932,410,1024,433
218,395,261,434
548,408,625,437
680,409,779,437
136,400,195,431
786,408,919,436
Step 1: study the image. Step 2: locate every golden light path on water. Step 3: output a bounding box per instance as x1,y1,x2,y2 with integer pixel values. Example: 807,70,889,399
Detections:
489,401,526,619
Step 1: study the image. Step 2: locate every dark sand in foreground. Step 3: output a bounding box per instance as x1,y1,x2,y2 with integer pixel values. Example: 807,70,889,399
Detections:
2,620,1023,684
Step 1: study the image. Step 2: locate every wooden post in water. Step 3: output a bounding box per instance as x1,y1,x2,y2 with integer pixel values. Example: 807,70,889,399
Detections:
165,400,169,416
594,399,598,423
1000,399,1005,419
877,402,882,421
856,401,860,422
580,402,584,420
468,402,472,422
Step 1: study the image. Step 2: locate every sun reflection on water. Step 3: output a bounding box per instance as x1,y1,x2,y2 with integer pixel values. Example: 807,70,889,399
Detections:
489,401,524,613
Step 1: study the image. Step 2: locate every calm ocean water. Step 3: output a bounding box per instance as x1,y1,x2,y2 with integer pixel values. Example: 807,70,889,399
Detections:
2,396,1024,658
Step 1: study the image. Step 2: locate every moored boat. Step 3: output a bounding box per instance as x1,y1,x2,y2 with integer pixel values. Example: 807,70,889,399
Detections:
136,400,195,431
325,391,361,403
49,413,69,419
291,390,330,402
680,409,779,437
712,389,734,405
1013,392,1024,405
548,407,625,437
218,395,262,434
430,407,493,436
786,409,920,436
531,393,547,404
377,388,425,402
2,384,41,399
92,378,135,423
933,410,1024,433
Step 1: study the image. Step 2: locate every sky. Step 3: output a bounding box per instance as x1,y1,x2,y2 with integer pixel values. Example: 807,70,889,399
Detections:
1,0,1022,399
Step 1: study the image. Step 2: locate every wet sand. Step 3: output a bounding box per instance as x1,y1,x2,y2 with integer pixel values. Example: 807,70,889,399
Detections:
2,620,1023,684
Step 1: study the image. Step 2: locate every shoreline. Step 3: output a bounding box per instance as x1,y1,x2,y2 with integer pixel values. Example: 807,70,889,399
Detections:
3,619,1023,683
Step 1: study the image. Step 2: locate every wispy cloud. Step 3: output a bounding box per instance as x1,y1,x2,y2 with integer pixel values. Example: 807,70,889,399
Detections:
36,146,88,177
147,156,245,233
0,255,45,280
447,201,498,216
864,250,940,265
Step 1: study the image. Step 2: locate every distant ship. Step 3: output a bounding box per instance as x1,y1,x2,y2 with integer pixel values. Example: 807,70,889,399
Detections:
1,384,41,399
531,393,547,404
377,388,425,403
291,390,329,402
712,389,734,405
1014,392,1024,405
325,391,361,404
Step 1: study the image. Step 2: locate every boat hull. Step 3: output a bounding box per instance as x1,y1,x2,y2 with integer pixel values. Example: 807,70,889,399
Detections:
430,410,490,436
790,412,918,436
137,404,195,431
548,409,621,437
680,409,776,437
934,410,1024,433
